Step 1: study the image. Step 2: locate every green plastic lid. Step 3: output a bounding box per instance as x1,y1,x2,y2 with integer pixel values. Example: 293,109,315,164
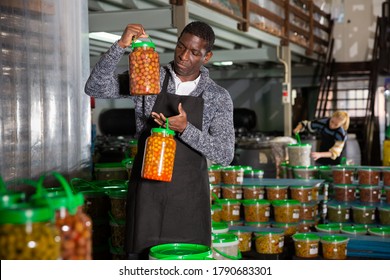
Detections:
368,227,390,237
315,224,341,233
0,192,25,209
290,185,313,189
149,243,212,259
208,165,222,171
107,188,127,199
0,203,54,225
358,184,381,189
319,165,331,170
352,204,376,210
244,169,264,174
266,185,288,189
222,166,244,171
129,139,138,145
320,235,349,244
293,166,317,170
332,165,355,170
292,232,320,242
334,184,356,189
151,127,175,136
239,165,253,171
271,199,301,207
131,40,156,49
211,204,222,211
216,198,241,205
212,221,229,232
241,199,270,206
341,225,367,235
379,205,390,211
358,167,381,171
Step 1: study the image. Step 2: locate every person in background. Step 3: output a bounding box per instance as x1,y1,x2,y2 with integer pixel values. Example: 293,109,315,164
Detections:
84,21,235,259
293,111,350,165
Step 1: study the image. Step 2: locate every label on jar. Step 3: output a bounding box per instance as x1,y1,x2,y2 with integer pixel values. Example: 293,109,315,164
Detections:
233,210,240,216
236,193,242,199
237,176,243,183
310,244,318,255
209,175,215,183
293,209,300,219
265,210,270,217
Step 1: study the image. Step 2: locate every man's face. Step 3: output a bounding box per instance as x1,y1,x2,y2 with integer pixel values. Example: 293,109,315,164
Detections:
173,32,212,82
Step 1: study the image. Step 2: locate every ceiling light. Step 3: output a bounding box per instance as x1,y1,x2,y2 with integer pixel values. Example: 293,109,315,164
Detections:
212,61,233,66
89,32,121,43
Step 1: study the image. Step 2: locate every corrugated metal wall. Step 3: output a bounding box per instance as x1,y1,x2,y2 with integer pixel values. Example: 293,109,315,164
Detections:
0,0,91,187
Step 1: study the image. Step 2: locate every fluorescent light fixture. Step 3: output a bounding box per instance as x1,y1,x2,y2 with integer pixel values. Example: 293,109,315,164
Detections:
89,32,121,43
212,61,233,66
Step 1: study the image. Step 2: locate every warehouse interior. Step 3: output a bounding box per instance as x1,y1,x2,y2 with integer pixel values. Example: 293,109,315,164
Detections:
0,0,390,262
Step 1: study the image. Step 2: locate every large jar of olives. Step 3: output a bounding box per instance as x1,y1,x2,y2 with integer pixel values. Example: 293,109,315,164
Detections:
142,127,176,182
0,203,60,260
129,39,160,95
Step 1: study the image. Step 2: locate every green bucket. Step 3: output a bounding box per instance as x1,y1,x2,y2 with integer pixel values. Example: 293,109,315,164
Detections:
149,243,212,260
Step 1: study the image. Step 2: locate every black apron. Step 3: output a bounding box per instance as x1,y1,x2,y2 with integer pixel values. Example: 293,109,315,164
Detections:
125,73,211,258
316,131,346,165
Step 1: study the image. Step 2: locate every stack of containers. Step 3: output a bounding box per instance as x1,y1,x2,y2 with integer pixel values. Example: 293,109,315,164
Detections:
321,165,390,236
71,178,128,259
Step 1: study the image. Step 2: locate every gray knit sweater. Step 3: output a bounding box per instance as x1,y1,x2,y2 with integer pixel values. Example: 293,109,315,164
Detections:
85,41,235,166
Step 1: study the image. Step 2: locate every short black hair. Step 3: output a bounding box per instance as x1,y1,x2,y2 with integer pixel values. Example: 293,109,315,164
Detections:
179,21,215,53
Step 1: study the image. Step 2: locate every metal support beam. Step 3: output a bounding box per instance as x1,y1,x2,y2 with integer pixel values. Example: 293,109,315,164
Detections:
88,7,174,32
278,46,293,136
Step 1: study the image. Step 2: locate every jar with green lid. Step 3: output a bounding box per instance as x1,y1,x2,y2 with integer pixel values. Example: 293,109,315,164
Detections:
129,39,160,95
253,228,284,254
327,202,351,223
292,166,318,179
358,167,381,185
242,199,270,222
272,221,299,236
210,184,221,203
208,165,222,185
244,169,264,179
320,235,349,260
332,165,355,184
211,204,222,222
358,185,381,203
292,233,320,258
300,202,316,220
297,220,316,233
94,162,128,181
221,166,244,185
211,221,229,235
142,126,176,182
228,227,253,252
289,185,313,203
108,188,128,220
333,184,356,202
242,185,265,199
122,157,134,180
287,143,312,166
352,204,376,224
217,199,241,222
212,233,241,260
265,185,288,200
318,165,332,182
279,161,288,179
32,172,93,260
272,199,301,223
0,202,60,260
127,139,138,158
221,185,243,199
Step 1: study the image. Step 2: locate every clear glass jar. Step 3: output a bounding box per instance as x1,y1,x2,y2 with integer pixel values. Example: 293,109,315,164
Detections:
129,40,160,95
142,127,176,182
52,193,93,260
0,203,60,260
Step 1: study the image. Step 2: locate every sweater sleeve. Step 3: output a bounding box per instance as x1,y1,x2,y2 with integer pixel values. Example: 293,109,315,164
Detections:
179,89,235,166
84,41,132,99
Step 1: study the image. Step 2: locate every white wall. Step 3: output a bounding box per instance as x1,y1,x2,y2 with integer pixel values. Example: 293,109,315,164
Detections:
332,0,386,62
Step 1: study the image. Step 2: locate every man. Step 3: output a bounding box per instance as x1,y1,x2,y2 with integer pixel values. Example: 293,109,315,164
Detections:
85,21,235,259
